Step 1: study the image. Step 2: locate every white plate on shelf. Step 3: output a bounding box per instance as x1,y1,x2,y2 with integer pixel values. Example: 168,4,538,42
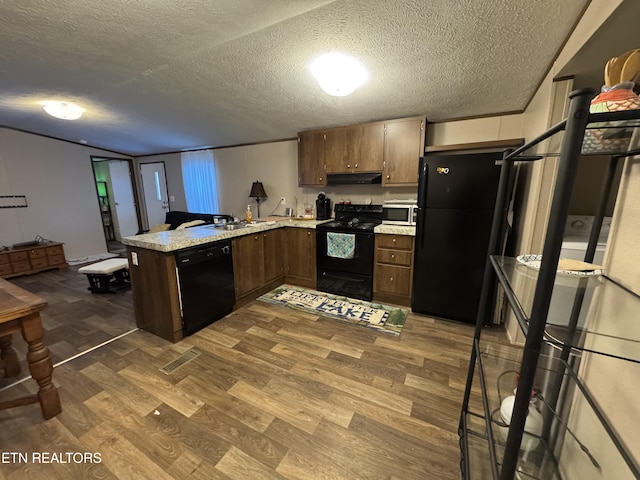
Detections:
516,254,603,277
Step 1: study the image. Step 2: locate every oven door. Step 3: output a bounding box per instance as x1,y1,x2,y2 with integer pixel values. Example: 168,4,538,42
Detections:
316,229,374,276
316,229,374,301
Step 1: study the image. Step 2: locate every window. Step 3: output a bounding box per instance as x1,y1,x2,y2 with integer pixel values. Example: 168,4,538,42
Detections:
180,149,220,214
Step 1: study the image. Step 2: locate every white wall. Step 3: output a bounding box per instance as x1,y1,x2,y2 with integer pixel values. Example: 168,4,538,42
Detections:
214,140,298,219
0,128,131,260
145,140,422,223
427,113,524,146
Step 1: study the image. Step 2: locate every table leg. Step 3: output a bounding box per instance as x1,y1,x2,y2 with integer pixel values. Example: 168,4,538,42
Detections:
0,334,21,377
20,313,61,419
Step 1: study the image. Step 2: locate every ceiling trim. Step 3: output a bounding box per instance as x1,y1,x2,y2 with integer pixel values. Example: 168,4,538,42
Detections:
137,137,298,158
429,109,523,124
0,125,132,158
426,138,524,153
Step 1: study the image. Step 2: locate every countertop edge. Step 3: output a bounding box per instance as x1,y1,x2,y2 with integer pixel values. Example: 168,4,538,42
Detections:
122,219,331,252
374,225,416,236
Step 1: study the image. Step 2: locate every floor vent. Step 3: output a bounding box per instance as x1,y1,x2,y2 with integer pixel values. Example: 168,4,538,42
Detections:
160,349,201,374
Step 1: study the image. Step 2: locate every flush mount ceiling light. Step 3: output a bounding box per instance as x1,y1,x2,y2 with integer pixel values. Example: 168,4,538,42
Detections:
310,52,368,97
42,101,83,120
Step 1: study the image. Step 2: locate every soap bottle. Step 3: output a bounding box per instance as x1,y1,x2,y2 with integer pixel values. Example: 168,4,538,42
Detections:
245,204,253,223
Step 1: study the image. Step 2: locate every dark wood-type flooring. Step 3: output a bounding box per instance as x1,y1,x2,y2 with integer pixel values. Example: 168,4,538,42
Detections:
0,266,136,390
0,266,511,479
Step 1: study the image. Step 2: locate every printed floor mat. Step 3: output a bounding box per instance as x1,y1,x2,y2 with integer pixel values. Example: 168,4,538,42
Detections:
258,285,408,336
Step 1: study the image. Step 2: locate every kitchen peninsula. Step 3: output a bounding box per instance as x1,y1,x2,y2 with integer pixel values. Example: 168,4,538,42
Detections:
122,218,415,343
122,218,323,342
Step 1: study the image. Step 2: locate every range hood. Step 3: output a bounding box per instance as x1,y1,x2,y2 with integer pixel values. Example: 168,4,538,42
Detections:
326,172,382,185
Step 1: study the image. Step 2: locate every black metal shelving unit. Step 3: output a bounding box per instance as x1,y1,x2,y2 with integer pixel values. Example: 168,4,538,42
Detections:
458,88,640,480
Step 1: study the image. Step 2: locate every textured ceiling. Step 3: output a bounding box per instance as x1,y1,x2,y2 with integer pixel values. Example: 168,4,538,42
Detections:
0,0,592,156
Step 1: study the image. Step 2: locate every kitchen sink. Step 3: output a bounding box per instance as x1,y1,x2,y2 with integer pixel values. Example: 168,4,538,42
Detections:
211,222,249,231
211,220,270,231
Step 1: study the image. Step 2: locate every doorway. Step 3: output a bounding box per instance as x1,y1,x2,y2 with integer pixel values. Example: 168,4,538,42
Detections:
140,162,169,228
91,157,141,255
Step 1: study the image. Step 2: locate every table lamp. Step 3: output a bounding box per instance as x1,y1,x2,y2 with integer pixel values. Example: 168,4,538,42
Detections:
249,181,267,218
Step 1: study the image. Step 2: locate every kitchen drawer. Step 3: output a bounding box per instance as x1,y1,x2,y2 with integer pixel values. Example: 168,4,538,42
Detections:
47,254,66,266
376,235,413,250
9,251,29,263
11,262,32,273
374,264,412,296
46,245,64,256
30,258,49,269
29,248,47,259
376,249,412,266
0,253,9,265
0,264,13,276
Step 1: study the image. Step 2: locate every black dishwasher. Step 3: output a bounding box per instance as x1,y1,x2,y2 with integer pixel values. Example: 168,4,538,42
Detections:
175,240,235,336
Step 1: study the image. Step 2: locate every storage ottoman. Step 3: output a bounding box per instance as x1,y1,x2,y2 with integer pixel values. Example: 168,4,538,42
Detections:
78,258,130,293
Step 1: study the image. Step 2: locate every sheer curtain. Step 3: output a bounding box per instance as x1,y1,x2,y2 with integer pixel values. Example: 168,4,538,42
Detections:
180,149,220,214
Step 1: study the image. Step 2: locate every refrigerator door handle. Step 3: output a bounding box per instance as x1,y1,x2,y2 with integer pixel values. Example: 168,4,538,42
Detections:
417,158,428,248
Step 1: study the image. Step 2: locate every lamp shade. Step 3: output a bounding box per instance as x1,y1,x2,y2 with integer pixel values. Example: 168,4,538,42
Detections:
249,181,267,199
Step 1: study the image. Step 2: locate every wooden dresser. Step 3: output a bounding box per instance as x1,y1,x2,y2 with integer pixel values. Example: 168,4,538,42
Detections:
0,242,68,278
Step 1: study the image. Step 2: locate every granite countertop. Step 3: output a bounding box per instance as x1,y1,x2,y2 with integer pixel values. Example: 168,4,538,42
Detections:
122,217,331,253
122,217,415,253
374,224,416,236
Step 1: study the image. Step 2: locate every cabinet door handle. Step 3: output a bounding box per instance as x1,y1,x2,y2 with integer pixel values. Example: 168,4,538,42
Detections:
386,175,390,179
347,164,351,168
354,164,358,168
390,277,394,282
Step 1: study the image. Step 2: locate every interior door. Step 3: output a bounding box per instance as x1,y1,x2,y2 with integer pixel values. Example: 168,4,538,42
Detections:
109,160,139,240
140,162,169,227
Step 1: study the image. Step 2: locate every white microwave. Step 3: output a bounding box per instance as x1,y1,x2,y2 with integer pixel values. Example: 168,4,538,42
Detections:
382,203,418,225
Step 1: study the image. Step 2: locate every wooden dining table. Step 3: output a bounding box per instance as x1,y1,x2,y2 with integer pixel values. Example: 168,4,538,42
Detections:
0,277,61,419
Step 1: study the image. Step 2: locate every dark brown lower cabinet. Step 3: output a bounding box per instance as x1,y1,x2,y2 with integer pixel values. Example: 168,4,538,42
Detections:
373,234,414,306
232,233,265,299
284,227,316,289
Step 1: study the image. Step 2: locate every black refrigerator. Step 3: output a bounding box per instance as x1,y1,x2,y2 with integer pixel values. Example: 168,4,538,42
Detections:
412,152,503,324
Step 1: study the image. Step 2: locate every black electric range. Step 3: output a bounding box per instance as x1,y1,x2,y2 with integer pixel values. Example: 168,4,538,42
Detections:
316,204,382,300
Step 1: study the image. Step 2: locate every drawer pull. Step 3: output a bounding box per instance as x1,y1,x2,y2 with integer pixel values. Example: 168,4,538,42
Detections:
390,277,394,282
391,254,395,258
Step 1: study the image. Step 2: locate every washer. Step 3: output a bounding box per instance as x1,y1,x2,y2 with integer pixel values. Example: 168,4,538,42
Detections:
546,216,611,330
560,215,611,264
